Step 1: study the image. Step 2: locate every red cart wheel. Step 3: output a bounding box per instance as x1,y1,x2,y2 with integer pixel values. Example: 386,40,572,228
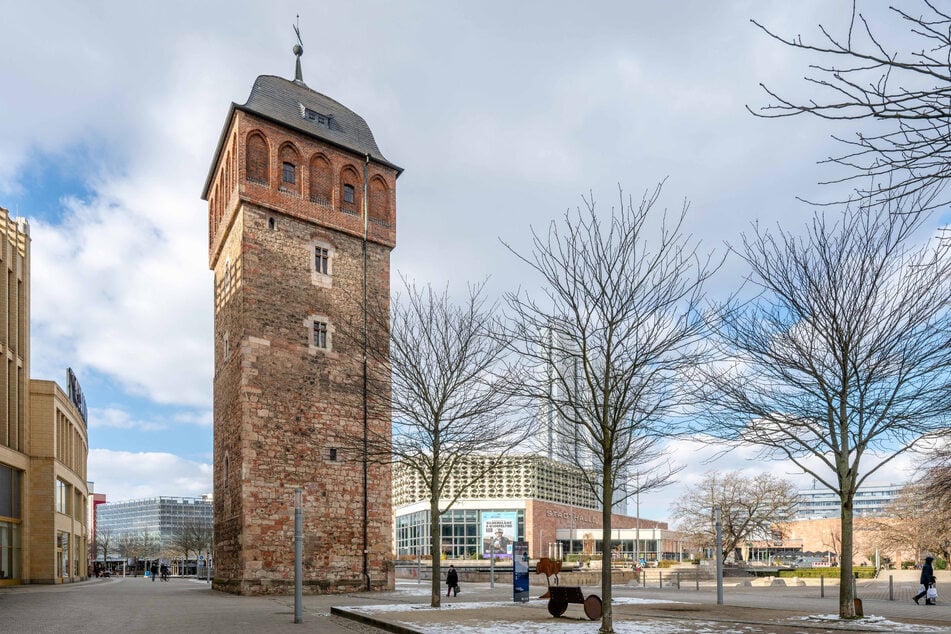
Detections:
583,595,602,620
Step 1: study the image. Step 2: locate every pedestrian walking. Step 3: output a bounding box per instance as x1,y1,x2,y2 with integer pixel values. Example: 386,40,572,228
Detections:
913,556,936,605
150,562,158,583
446,564,459,597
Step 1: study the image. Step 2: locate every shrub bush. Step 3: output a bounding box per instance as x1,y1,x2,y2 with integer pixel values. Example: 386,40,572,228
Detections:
777,566,876,579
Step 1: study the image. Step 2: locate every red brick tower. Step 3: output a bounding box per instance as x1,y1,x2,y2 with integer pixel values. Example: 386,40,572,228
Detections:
202,45,399,594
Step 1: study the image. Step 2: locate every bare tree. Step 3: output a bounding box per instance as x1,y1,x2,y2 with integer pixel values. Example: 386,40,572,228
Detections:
168,522,214,576
380,278,527,609
750,1,951,209
115,531,158,576
94,527,114,569
888,482,950,563
504,182,715,634
671,471,797,563
700,200,951,617
921,439,951,503
868,485,943,564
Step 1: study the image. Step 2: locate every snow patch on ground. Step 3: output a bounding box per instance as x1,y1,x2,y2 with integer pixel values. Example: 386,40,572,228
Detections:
351,596,685,613
789,614,947,632
417,621,771,633
351,600,522,613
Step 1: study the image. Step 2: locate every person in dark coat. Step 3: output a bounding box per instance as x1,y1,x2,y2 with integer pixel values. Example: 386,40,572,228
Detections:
913,556,935,605
446,564,458,597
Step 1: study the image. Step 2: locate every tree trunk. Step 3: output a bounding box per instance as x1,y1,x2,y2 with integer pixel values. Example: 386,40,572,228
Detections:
600,462,613,634
430,497,441,608
838,497,855,618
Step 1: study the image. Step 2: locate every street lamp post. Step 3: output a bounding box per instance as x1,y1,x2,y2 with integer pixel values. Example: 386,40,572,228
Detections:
635,473,640,565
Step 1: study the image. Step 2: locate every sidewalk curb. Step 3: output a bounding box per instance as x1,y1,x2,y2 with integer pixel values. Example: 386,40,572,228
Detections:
331,606,424,634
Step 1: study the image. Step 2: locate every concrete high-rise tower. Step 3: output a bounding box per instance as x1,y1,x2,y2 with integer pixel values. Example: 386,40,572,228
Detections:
202,44,400,595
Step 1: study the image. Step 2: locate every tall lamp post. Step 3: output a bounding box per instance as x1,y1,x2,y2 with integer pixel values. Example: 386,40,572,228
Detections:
635,473,640,565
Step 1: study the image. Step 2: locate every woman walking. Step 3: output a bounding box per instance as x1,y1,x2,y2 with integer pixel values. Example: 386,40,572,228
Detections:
445,565,459,597
913,556,935,605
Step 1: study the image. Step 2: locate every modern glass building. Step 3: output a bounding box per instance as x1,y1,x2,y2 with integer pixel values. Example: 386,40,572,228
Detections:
393,455,674,560
96,495,213,547
795,483,905,519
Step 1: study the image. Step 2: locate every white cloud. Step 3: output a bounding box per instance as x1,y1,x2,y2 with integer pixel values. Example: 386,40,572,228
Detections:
88,449,211,502
90,407,168,432
0,1,938,503
638,435,921,526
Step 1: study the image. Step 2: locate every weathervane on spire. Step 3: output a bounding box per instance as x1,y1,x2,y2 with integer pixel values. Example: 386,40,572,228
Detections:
293,14,305,84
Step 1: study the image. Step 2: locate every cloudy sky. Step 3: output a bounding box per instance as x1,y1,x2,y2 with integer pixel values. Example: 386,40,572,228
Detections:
0,1,933,521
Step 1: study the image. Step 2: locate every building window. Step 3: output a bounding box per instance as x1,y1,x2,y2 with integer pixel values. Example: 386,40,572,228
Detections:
329,447,338,461
314,321,328,349
303,107,332,127
282,162,296,185
343,184,355,204
268,217,276,230
55,479,69,515
0,464,22,519
310,242,334,288
315,247,329,275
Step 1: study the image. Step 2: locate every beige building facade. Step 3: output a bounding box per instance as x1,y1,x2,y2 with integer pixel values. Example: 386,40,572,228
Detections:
0,206,89,585
780,517,916,567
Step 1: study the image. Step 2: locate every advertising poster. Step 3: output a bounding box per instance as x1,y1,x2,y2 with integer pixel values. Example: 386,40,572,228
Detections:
482,511,517,558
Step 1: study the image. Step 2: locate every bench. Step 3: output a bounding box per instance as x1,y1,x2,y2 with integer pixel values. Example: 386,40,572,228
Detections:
547,585,602,620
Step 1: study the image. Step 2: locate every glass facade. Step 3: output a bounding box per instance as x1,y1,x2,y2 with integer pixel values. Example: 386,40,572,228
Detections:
97,496,213,549
0,464,21,580
396,508,525,558
0,521,20,579
55,479,68,515
58,531,69,579
796,483,904,518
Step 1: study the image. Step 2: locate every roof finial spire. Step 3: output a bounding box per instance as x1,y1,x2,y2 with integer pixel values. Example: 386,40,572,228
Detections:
293,15,305,85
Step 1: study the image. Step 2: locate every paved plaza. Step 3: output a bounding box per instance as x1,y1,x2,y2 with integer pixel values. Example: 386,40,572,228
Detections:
0,571,948,633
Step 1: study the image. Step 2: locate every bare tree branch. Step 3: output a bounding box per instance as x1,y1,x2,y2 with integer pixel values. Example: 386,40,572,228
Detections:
750,2,951,210
345,276,529,608
503,182,716,633
671,471,798,562
698,198,951,617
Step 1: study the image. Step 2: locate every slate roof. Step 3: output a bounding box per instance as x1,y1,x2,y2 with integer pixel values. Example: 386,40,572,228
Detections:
202,75,401,200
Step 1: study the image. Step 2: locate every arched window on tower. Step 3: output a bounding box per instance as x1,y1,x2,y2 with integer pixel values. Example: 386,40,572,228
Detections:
339,166,361,216
369,177,391,228
279,143,301,196
246,132,269,186
309,154,332,207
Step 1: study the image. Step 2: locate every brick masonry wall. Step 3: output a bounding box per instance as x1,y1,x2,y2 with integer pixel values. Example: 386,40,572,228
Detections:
208,111,397,272
210,111,395,593
526,499,668,559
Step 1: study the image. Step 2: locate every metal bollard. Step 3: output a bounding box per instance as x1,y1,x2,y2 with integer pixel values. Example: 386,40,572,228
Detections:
659,570,663,588
676,571,681,589
889,575,893,601
642,568,646,588
820,575,824,598
696,569,699,591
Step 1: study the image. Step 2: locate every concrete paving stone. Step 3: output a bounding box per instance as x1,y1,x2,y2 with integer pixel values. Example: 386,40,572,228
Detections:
0,574,947,633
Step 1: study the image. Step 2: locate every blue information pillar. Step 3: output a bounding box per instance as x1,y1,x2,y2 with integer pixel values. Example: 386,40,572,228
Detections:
513,540,530,602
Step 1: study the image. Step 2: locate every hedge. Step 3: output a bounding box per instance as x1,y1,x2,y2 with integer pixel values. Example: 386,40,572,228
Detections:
777,566,877,579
